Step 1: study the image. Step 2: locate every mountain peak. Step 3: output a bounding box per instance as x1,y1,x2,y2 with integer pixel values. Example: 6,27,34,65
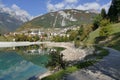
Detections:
0,4,30,22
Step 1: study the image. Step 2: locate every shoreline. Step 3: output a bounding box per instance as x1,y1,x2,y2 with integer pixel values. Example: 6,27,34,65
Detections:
0,42,94,79
0,42,89,61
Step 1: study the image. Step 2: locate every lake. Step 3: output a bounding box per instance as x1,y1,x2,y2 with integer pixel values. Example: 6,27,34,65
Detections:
0,44,61,80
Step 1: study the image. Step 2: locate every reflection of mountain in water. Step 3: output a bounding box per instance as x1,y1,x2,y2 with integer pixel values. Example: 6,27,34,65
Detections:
16,45,50,66
19,54,50,67
0,45,65,80
15,45,58,67
0,51,47,80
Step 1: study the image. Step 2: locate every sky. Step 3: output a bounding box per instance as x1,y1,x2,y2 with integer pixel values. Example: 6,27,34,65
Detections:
0,0,111,19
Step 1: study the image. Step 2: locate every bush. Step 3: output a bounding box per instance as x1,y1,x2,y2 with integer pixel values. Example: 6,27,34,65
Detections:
100,19,110,27
15,34,40,42
74,40,80,48
52,35,69,42
99,25,111,37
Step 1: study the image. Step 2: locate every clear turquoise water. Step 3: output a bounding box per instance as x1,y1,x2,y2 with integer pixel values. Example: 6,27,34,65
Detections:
0,46,50,80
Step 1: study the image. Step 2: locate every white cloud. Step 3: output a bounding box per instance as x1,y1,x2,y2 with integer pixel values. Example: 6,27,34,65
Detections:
65,0,78,3
101,1,111,12
11,4,32,22
46,0,111,13
47,1,56,11
76,2,100,11
55,3,65,10
0,3,32,22
46,0,77,12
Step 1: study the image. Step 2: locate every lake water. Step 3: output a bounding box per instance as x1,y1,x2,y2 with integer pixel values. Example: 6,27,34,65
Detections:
0,45,58,80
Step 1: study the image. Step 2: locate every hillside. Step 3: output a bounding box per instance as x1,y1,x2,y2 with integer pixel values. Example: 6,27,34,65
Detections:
86,22,120,51
18,9,97,31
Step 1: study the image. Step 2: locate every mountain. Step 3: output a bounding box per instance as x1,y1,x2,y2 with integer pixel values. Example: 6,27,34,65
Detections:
18,9,97,31
0,8,30,34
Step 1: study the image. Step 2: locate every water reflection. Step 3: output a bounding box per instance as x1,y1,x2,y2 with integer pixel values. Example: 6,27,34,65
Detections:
0,44,62,80
0,51,47,80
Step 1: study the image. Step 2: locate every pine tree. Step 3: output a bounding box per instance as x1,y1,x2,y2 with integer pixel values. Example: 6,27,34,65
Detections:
108,0,120,22
101,8,107,19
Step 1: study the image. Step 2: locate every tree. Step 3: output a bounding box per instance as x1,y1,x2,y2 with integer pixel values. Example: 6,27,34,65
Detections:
78,25,84,35
101,8,107,19
93,15,102,30
46,51,66,70
69,30,78,41
108,0,120,22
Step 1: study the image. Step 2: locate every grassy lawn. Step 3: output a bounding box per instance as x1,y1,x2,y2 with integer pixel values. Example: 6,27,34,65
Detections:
41,66,78,80
41,46,109,80
85,22,120,51
106,23,120,51
110,23,120,34
106,32,120,51
0,36,6,41
86,28,100,44
86,22,120,44
0,36,14,41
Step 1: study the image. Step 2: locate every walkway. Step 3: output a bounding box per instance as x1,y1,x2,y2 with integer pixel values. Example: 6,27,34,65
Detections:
66,47,120,80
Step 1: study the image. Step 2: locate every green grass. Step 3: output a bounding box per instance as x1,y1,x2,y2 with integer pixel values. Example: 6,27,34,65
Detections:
95,46,109,59
41,66,78,80
106,23,120,51
86,22,120,44
110,23,120,34
0,36,6,41
0,36,13,41
86,28,100,44
106,32,120,51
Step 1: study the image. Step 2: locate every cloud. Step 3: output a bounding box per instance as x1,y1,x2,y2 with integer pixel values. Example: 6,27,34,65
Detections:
101,1,111,12
11,4,33,21
65,0,78,3
0,3,32,22
55,3,65,10
46,0,77,12
47,0,56,11
46,0,111,13
76,2,100,11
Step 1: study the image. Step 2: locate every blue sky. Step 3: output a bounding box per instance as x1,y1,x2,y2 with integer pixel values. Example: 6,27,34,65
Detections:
0,0,111,18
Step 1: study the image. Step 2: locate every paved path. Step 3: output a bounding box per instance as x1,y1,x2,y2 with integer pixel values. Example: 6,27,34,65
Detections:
66,47,120,80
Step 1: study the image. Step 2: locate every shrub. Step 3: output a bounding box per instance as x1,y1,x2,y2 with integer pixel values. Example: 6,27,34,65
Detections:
100,19,110,27
74,40,80,48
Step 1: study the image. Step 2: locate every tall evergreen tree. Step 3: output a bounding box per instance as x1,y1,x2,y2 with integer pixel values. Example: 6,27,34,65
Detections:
101,8,107,19
108,0,120,22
